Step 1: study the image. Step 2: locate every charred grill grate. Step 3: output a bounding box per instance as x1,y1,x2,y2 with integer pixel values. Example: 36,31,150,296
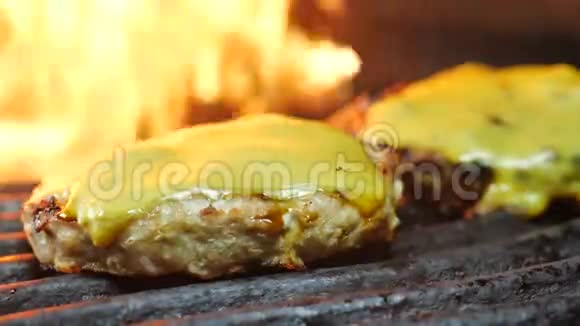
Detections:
0,185,579,325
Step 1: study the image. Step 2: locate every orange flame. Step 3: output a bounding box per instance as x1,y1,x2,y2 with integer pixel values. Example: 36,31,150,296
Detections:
0,0,359,183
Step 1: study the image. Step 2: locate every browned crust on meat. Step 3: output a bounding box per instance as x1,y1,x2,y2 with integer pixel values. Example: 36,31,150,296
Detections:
31,196,62,232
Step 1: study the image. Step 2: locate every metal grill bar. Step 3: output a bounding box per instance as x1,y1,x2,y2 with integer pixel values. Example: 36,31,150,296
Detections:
391,295,580,325
1,217,579,325
0,184,36,194
0,254,51,283
0,220,25,233
0,275,126,315
0,233,30,256
150,257,580,325
0,185,578,325
0,185,33,233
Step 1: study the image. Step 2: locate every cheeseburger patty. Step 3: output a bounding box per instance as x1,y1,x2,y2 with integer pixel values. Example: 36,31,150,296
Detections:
366,64,580,217
22,114,398,278
23,190,395,278
365,64,580,217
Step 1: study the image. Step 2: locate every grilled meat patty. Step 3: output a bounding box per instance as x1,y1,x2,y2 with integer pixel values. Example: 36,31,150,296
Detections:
365,64,580,217
22,114,398,278
23,190,396,278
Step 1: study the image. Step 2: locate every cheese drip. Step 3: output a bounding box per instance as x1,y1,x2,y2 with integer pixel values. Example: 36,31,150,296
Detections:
61,114,388,245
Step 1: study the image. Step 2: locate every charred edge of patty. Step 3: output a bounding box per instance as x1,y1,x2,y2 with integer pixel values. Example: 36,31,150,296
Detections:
31,195,63,232
395,148,493,218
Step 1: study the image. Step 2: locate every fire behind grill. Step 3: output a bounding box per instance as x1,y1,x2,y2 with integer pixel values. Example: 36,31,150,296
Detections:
0,185,579,325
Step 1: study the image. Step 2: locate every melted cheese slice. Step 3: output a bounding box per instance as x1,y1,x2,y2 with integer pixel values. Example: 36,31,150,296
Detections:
367,64,580,216
61,114,388,246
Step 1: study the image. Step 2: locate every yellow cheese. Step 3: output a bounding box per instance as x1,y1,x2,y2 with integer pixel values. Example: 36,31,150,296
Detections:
367,64,580,216
61,114,388,246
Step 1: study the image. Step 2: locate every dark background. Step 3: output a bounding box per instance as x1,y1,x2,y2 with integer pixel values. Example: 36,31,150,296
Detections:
293,0,580,93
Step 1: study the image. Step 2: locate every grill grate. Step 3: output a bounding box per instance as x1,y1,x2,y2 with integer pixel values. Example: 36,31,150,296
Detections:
0,185,579,325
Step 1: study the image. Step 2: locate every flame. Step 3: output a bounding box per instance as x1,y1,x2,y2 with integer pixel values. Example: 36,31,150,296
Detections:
0,0,360,183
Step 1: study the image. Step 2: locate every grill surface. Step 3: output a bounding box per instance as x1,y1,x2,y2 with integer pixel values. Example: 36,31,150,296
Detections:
0,185,579,325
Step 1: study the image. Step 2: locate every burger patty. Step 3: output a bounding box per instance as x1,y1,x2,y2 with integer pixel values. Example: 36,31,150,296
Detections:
21,114,399,278
22,190,397,278
363,64,580,217
327,98,493,218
